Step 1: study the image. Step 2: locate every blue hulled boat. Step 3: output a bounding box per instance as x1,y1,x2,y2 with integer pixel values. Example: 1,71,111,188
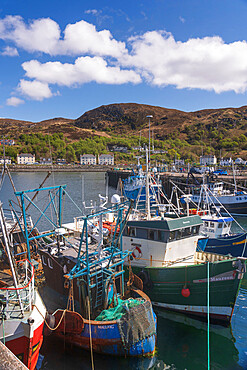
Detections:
14,185,156,357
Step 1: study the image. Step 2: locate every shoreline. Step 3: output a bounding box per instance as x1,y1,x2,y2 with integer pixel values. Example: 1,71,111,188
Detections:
3,165,117,172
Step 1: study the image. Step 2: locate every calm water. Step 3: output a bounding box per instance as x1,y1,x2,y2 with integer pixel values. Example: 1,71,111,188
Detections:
1,172,247,370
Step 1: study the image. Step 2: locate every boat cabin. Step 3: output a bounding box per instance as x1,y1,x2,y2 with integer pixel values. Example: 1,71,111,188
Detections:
122,215,202,268
200,215,233,238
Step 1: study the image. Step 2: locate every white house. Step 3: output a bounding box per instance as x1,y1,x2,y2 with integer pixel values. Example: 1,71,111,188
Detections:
219,157,233,166
40,157,52,165
0,157,11,164
235,158,245,165
174,159,185,166
80,154,97,165
199,155,217,166
98,154,114,166
17,153,35,165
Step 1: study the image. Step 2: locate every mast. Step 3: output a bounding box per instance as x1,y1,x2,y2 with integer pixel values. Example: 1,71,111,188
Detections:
145,147,150,220
146,115,153,164
232,161,237,193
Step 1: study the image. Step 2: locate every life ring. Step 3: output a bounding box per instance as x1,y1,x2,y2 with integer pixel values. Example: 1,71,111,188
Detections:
132,245,142,259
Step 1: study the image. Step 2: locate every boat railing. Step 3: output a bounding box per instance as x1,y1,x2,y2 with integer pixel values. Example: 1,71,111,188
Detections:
0,259,35,318
2,208,33,230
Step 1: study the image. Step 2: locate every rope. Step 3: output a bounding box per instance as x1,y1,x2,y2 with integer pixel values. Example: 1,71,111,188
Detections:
33,304,68,331
87,297,94,370
2,315,5,345
207,261,210,370
241,237,247,257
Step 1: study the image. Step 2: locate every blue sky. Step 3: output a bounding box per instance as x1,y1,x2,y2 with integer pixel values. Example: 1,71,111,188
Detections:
1,0,247,121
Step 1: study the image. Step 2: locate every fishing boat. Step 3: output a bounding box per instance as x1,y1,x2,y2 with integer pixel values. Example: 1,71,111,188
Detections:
179,182,247,258
13,185,156,357
0,203,46,370
123,155,162,209
121,161,246,325
185,175,247,216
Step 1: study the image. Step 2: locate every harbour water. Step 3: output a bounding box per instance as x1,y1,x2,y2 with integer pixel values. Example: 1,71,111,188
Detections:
1,171,247,369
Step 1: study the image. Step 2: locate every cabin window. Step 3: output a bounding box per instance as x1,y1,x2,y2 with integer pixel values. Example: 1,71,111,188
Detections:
192,225,200,235
48,258,53,269
205,221,209,227
157,230,163,241
169,231,176,241
184,227,192,237
129,227,136,237
148,229,155,240
218,223,223,229
210,222,214,228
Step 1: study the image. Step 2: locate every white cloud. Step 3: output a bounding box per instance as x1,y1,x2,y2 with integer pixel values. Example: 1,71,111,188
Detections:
1,46,18,56
85,9,99,15
3,15,247,99
0,15,126,58
123,31,247,93
17,79,53,101
179,16,185,23
0,16,60,54
57,20,126,58
22,57,141,86
6,96,24,106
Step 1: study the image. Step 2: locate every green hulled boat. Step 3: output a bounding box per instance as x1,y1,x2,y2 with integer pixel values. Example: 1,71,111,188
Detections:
123,216,246,325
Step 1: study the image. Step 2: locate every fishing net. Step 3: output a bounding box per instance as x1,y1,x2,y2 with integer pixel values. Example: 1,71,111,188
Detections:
117,298,156,350
96,297,155,350
95,298,143,321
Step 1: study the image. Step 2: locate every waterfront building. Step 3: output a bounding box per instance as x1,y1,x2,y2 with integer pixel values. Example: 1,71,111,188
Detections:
0,157,11,164
80,154,97,165
17,153,35,165
199,155,217,166
174,159,185,166
235,157,245,165
219,157,233,166
56,158,66,165
107,144,128,153
0,139,15,146
40,157,52,165
98,154,114,165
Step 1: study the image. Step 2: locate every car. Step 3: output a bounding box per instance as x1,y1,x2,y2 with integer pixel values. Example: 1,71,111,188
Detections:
213,169,228,175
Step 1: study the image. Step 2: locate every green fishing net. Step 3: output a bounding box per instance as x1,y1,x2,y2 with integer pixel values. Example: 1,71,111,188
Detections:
95,298,144,321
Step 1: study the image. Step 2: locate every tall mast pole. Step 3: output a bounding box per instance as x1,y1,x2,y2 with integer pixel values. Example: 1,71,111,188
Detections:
145,147,150,220
146,115,153,166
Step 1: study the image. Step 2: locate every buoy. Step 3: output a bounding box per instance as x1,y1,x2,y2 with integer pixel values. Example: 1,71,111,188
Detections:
181,287,190,297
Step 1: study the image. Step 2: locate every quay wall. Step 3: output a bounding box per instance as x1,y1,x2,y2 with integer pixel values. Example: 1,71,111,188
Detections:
106,170,247,195
2,165,110,173
0,341,28,369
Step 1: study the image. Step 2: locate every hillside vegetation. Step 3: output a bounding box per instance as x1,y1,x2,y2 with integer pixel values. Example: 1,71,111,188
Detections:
1,103,247,163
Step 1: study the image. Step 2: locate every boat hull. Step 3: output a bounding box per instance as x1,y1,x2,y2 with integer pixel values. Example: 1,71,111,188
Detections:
52,313,156,356
190,194,247,215
44,288,156,357
4,322,44,370
132,258,244,325
0,291,46,370
201,233,247,257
